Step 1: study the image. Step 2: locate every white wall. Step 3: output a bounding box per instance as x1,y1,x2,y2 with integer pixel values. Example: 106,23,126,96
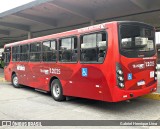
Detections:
0,48,4,56
156,32,160,44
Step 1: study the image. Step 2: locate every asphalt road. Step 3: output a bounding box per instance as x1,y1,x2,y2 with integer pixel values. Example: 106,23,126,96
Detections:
0,68,3,78
0,83,160,129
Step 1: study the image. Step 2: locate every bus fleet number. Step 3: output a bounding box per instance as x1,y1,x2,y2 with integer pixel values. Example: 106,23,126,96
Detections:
49,68,61,74
145,61,154,67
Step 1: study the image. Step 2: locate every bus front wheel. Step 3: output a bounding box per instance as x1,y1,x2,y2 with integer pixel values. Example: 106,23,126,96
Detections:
12,74,21,88
51,79,66,101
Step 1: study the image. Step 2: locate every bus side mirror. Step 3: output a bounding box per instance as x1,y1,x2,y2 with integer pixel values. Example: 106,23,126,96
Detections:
2,52,4,60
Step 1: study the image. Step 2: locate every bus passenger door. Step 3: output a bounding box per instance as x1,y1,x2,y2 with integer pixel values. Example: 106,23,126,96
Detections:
28,42,42,88
4,47,11,81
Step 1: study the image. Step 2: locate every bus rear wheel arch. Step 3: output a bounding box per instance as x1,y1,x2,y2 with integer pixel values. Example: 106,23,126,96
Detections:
11,73,21,88
50,79,66,101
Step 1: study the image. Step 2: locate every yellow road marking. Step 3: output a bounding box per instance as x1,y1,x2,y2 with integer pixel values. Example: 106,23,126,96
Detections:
142,93,160,101
0,77,6,82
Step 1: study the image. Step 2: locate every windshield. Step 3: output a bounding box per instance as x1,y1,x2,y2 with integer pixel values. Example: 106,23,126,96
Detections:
119,24,155,58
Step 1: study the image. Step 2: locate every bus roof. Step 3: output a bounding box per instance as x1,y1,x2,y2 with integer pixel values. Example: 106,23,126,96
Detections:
4,21,153,48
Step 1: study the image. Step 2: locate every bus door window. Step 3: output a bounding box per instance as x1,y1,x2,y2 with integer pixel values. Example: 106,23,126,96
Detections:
4,47,11,67
80,32,107,63
12,46,20,62
59,37,77,62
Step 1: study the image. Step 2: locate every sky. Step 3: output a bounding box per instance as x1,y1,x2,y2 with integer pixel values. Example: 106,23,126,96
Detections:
0,0,35,13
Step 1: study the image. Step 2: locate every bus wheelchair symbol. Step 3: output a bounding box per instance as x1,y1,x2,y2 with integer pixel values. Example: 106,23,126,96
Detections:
82,68,88,77
128,73,132,80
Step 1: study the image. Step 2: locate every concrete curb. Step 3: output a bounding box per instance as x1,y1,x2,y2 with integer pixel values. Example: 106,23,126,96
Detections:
142,93,160,101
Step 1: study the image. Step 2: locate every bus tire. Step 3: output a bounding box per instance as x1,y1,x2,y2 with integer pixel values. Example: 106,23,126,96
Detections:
12,74,21,88
51,79,65,101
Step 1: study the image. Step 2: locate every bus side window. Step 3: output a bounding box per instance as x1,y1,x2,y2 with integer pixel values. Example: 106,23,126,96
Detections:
97,33,107,63
51,40,57,61
30,42,41,62
59,37,77,63
80,32,107,63
20,45,29,61
42,40,57,62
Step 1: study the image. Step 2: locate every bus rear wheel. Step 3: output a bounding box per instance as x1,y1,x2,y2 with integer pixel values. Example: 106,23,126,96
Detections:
12,74,21,88
51,79,65,101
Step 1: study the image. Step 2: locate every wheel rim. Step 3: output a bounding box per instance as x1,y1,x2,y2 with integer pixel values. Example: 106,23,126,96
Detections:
53,84,60,98
13,76,18,86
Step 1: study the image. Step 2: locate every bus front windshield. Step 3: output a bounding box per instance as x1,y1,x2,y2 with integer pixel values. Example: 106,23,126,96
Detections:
119,24,155,58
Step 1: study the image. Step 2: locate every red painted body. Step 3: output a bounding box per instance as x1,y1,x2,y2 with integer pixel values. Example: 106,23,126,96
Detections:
4,21,157,102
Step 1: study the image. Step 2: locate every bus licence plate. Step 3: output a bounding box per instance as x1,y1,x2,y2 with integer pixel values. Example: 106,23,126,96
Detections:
137,80,145,86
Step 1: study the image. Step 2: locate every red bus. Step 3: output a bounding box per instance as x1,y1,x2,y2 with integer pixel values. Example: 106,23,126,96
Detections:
4,21,157,102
